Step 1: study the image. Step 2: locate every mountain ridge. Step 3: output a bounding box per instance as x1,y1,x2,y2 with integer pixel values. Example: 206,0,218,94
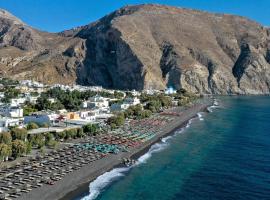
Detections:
0,4,270,94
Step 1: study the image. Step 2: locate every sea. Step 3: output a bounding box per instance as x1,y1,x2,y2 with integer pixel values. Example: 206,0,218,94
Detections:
76,96,270,200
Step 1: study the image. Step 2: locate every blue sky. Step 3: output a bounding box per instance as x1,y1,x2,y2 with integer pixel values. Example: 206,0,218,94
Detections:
0,0,269,32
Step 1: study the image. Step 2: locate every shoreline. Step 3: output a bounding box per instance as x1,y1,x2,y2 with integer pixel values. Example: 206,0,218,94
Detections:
19,102,212,200
61,119,193,200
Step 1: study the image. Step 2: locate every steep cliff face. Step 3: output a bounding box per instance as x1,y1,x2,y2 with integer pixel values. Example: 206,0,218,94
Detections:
1,5,270,94
70,4,270,94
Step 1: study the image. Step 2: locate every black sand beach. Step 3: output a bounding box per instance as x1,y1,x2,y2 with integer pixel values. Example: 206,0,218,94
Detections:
18,102,211,200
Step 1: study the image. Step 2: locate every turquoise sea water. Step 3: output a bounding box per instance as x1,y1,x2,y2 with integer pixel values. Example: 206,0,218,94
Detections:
78,97,270,200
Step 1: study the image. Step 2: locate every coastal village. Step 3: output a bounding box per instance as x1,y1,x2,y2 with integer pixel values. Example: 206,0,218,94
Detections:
0,1,269,199
0,77,207,200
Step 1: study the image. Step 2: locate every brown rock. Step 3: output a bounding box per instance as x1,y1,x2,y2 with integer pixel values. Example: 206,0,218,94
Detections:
1,4,270,94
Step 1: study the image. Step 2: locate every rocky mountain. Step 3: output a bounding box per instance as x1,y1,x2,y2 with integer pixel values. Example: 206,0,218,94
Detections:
0,8,85,85
1,5,270,94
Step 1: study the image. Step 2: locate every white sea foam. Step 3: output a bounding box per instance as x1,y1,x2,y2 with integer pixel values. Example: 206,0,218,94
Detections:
137,140,169,164
82,139,172,200
81,167,130,200
81,114,196,200
207,98,220,112
207,107,213,112
186,119,192,128
161,135,172,143
213,99,219,106
197,112,204,121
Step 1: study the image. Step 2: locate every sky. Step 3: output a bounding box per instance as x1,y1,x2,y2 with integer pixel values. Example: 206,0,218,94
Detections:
0,0,269,32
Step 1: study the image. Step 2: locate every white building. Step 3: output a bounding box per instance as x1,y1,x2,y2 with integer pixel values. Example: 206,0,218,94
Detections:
82,95,110,109
79,110,97,122
0,106,23,118
124,97,140,106
111,97,141,112
79,109,113,122
26,96,39,104
0,117,21,132
11,98,27,106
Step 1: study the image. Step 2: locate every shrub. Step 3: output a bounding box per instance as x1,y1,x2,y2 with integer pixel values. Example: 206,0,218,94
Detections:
26,122,39,130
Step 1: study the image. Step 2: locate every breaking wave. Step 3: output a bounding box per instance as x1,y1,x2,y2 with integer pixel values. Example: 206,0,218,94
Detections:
197,112,204,121
207,98,220,112
81,167,130,200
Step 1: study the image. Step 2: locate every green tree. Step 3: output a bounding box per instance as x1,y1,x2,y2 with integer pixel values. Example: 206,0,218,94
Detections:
30,92,39,97
76,128,85,138
124,107,134,118
35,95,51,111
56,131,66,140
65,129,77,139
26,122,39,130
0,78,19,86
45,133,53,145
114,91,125,99
39,123,49,128
0,143,12,161
138,109,152,119
107,113,125,127
25,142,32,154
124,105,144,118
178,97,189,106
12,140,26,158
11,128,27,141
23,104,38,116
40,146,45,155
0,132,12,144
50,101,65,111
145,100,162,113
83,124,98,134
2,87,20,103
125,91,135,98
159,95,172,108
132,105,143,116
110,123,117,130
47,140,58,149
35,135,45,149
29,134,45,148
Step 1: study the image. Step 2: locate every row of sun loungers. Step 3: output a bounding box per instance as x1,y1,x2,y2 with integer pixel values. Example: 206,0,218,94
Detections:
0,109,180,199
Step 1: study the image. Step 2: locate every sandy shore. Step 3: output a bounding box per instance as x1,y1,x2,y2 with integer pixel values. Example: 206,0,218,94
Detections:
19,101,211,200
